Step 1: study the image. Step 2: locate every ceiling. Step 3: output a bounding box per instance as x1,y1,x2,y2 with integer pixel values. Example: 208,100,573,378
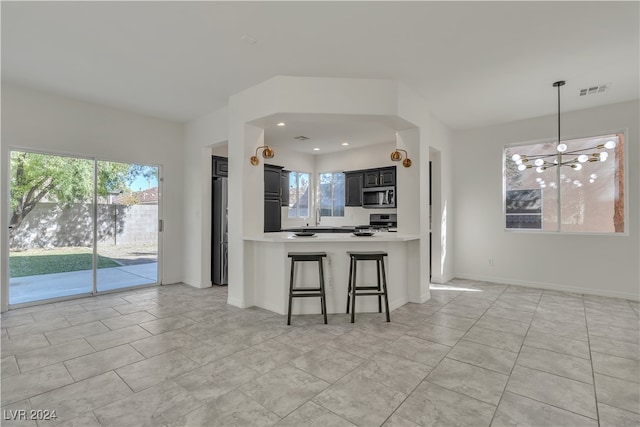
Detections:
2,1,639,139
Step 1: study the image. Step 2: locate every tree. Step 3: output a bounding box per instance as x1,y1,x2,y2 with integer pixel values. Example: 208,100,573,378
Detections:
9,152,140,241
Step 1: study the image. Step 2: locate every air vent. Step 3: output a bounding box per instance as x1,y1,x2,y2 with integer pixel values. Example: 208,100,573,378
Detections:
579,83,610,96
294,136,310,141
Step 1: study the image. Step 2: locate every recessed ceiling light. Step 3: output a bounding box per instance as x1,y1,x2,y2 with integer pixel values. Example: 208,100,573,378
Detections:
313,147,320,151
277,122,285,127
341,142,349,146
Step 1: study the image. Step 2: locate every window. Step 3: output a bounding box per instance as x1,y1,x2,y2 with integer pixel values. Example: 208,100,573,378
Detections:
319,172,345,217
504,133,625,233
288,171,310,218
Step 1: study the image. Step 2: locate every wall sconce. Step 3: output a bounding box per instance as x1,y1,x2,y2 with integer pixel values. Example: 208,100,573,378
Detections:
390,149,412,167
250,145,275,165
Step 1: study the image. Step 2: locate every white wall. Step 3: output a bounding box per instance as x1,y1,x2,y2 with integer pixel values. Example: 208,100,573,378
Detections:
1,84,185,311
429,117,455,284
453,100,639,300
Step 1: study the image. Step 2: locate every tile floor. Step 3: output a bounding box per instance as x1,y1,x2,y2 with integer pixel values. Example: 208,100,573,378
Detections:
1,279,639,426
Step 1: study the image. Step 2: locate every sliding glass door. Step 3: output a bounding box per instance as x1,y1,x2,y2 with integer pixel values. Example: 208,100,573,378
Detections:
8,150,160,305
96,161,159,292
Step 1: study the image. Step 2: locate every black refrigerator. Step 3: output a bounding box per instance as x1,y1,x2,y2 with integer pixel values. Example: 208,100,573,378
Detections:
212,177,228,285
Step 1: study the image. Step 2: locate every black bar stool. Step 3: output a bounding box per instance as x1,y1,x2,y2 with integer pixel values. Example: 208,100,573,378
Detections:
346,251,390,323
287,252,328,325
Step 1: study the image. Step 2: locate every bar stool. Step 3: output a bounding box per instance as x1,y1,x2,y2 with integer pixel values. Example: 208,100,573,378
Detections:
287,252,328,325
346,251,390,323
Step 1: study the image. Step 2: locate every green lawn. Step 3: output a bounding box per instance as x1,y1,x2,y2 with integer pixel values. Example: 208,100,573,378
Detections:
10,250,121,278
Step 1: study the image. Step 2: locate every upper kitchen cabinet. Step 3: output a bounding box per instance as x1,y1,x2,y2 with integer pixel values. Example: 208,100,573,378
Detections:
212,156,228,178
363,166,396,188
379,167,396,186
345,171,364,206
264,164,283,198
264,164,283,232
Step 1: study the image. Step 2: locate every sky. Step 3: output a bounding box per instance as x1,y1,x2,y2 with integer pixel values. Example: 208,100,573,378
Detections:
129,175,158,191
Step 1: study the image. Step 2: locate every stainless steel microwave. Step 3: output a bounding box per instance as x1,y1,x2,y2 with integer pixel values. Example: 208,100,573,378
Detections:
362,186,396,208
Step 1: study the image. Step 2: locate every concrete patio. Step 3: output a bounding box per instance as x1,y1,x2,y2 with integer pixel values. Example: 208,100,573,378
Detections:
9,262,158,305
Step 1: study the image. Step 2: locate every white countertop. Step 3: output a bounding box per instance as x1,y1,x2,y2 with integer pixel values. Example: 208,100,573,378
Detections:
244,232,420,243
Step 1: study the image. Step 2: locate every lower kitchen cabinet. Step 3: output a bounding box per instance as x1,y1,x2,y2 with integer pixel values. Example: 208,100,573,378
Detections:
264,198,281,232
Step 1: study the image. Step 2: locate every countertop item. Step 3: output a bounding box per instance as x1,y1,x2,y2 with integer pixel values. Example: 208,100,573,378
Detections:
293,231,316,237
282,226,356,233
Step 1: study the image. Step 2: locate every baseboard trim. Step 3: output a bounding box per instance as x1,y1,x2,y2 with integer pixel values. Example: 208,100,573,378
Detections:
227,297,247,308
455,273,640,301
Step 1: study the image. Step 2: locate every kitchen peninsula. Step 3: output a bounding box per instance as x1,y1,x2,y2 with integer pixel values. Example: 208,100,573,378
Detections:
244,231,420,316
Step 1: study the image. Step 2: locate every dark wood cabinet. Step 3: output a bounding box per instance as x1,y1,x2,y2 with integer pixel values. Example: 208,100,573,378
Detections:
379,167,395,186
264,164,283,232
345,166,396,207
363,170,380,187
264,198,281,233
363,167,395,188
264,164,282,198
280,170,289,207
212,156,228,178
345,172,364,206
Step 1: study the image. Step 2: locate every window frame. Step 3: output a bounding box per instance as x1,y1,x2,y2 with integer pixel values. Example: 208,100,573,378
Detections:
503,129,628,236
318,171,345,218
287,170,312,219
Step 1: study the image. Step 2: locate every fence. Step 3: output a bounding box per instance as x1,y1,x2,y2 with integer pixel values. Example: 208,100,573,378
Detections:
10,202,158,251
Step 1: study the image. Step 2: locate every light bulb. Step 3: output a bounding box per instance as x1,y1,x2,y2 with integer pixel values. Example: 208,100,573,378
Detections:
534,159,544,166
557,143,568,153
590,173,598,179
536,167,545,173
573,180,580,186
536,177,542,182
554,159,558,164
518,164,526,171
540,184,546,188
573,163,583,171
516,159,523,165
600,152,608,161
578,154,589,163
512,154,521,162
589,179,595,183
604,140,616,149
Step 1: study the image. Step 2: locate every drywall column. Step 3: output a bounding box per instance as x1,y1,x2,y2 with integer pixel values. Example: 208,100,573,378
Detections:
183,107,228,288
227,121,265,308
397,127,430,302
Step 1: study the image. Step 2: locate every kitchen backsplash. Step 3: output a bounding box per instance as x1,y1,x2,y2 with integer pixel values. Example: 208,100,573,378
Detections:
280,206,397,228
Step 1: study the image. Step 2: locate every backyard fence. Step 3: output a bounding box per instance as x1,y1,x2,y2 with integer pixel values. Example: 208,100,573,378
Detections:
10,202,158,251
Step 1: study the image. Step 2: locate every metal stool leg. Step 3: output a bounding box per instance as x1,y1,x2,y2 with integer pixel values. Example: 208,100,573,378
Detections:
380,257,390,322
346,256,353,313
287,258,295,325
376,259,382,313
350,258,357,323
319,258,327,324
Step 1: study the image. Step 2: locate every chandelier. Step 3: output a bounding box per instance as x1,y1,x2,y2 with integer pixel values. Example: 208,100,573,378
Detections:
511,81,616,173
